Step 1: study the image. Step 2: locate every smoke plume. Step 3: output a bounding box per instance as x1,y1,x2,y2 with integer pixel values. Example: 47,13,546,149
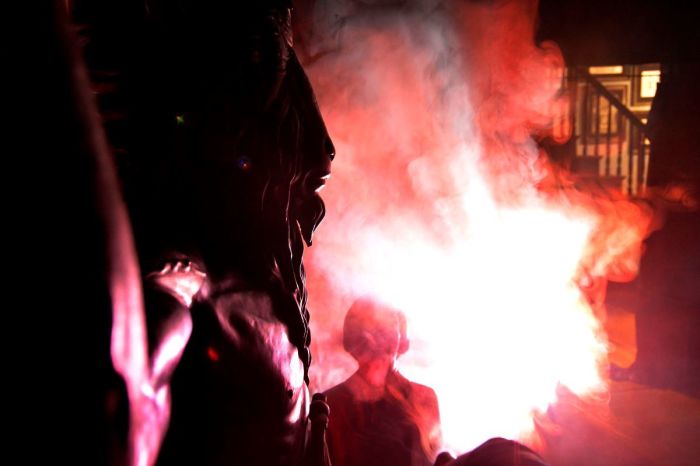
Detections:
298,0,652,454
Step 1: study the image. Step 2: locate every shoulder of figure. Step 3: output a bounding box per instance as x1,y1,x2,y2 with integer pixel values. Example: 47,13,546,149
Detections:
145,257,207,308
402,380,439,411
324,380,355,404
412,381,438,398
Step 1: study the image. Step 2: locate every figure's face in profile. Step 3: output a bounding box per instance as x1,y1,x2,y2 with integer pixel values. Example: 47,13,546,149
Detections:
179,4,334,273
284,52,336,247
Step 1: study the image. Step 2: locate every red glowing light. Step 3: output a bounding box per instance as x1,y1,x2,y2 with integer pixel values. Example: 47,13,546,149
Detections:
208,346,220,362
302,0,651,455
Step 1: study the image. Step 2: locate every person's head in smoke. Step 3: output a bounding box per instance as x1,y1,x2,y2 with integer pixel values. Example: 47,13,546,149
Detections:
342,296,409,366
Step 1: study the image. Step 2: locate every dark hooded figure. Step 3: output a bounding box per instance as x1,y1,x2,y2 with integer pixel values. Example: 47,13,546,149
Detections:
612,63,700,397
70,1,335,465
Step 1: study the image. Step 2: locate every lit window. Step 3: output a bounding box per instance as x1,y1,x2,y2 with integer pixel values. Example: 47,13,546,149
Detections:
640,70,660,98
588,65,623,75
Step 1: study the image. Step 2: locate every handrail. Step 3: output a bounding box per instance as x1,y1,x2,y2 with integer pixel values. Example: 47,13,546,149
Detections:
577,69,650,136
566,66,654,196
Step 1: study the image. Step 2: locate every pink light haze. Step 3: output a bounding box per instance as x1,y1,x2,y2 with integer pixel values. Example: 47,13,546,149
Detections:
302,0,652,454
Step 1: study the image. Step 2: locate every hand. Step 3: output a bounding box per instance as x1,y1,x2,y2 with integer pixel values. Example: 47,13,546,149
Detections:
147,260,206,307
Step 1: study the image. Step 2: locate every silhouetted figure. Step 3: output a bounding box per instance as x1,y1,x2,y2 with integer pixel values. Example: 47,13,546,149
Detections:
70,1,335,465
325,298,441,466
324,297,548,466
619,63,700,397
630,200,700,396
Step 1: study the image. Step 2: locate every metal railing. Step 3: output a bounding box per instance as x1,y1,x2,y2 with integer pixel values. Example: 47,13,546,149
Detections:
567,67,653,196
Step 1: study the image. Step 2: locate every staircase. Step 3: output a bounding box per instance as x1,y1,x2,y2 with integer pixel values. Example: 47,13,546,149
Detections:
564,67,653,196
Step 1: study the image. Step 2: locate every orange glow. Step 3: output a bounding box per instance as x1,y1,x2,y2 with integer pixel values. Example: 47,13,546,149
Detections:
303,0,651,455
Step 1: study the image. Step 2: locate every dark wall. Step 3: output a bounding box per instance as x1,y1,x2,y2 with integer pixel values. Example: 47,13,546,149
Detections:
537,0,699,66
